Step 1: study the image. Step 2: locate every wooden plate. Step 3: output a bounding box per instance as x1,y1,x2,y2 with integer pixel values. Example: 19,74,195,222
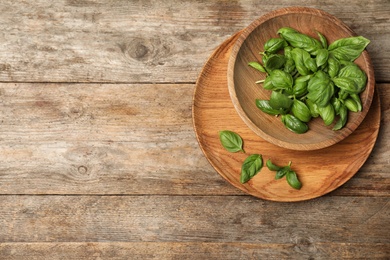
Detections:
192,32,381,202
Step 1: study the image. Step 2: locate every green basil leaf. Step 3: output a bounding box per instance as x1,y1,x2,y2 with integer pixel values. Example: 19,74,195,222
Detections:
264,38,288,54
269,91,293,110
286,171,302,190
265,54,286,71
275,166,290,179
262,75,275,90
331,97,342,115
316,31,328,49
266,159,282,171
240,154,263,183
292,75,311,98
332,77,360,94
318,103,335,126
281,114,309,134
278,27,322,55
350,93,362,112
316,48,329,68
291,99,312,123
336,63,367,93
328,36,370,61
248,61,266,73
327,56,340,78
333,105,348,130
269,69,293,91
344,98,359,112
219,130,244,153
306,99,320,118
256,99,287,115
291,48,310,75
307,71,334,107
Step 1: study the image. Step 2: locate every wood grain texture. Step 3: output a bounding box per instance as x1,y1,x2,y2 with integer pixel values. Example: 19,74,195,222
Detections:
0,196,388,243
0,0,388,83
0,82,388,196
1,242,389,260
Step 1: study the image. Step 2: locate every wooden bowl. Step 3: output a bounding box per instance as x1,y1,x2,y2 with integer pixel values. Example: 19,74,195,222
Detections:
227,7,375,150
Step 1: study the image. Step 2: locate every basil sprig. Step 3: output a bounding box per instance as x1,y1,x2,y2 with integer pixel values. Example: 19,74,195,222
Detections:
250,27,370,133
219,131,303,188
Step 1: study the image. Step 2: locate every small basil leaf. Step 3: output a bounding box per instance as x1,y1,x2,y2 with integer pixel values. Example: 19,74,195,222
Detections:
269,91,293,110
286,171,302,190
240,154,263,184
350,94,362,112
278,27,322,55
328,36,370,61
269,69,293,91
333,105,348,131
265,54,286,71
316,48,329,68
291,99,312,123
336,63,367,93
327,56,340,78
344,98,359,112
292,75,311,98
307,71,334,107
318,103,335,126
248,61,266,73
316,31,328,49
306,99,320,118
281,114,309,134
291,48,310,75
266,159,282,171
275,166,290,179
264,38,288,54
219,130,244,153
256,99,287,115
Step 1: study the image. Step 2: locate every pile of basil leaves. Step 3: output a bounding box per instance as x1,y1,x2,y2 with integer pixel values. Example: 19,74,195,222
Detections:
249,27,370,134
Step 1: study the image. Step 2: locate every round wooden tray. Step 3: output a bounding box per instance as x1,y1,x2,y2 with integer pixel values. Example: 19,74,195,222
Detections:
192,32,381,202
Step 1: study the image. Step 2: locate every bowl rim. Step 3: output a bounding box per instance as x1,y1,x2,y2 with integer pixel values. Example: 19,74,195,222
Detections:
227,6,375,151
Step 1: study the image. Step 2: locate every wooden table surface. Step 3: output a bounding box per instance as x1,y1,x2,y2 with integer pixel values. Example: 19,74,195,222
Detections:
0,1,389,259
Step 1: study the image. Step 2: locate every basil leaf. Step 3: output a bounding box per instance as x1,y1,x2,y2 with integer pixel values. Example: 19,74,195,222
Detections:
286,171,302,190
317,31,328,49
291,99,312,123
219,130,244,153
240,154,263,184
306,99,320,118
328,36,370,61
307,71,334,107
292,75,311,98
256,99,287,115
344,98,359,112
266,159,282,171
327,56,340,78
318,103,335,126
248,61,266,73
275,166,290,179
281,114,309,134
269,91,293,110
333,105,348,130
291,48,310,76
335,63,367,93
350,93,362,112
278,27,322,55
316,48,329,68
264,38,288,54
269,69,293,91
265,54,286,71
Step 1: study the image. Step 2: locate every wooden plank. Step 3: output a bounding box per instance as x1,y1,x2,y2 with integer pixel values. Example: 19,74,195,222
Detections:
0,0,388,83
0,242,389,259
0,195,388,255
0,83,388,196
